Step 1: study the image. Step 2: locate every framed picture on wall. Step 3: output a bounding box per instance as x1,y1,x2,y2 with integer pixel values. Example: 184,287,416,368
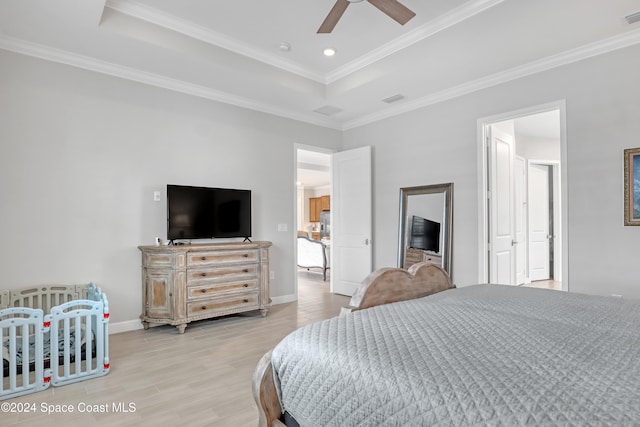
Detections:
624,147,640,226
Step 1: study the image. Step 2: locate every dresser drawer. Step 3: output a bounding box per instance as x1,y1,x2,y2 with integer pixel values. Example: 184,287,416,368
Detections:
187,250,259,267
143,252,186,268
424,255,442,265
187,279,259,300
187,264,259,284
187,293,259,317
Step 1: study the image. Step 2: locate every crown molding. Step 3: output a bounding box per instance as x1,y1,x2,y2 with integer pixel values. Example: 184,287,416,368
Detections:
1,26,638,133
326,0,505,83
106,0,504,86
342,28,640,130
105,0,326,84
0,35,341,130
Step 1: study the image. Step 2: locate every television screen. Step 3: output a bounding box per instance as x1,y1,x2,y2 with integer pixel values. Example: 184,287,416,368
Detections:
167,185,251,241
409,215,440,253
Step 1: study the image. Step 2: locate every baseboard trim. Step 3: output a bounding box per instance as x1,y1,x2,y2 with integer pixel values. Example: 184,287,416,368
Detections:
271,294,297,305
109,319,148,334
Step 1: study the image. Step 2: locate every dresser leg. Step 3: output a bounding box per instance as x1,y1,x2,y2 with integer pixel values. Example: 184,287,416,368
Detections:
176,324,187,334
142,321,149,330
260,308,268,317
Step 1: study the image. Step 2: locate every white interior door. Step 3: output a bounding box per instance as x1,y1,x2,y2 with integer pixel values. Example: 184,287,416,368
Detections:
331,146,372,296
489,126,515,285
515,156,527,285
529,163,550,281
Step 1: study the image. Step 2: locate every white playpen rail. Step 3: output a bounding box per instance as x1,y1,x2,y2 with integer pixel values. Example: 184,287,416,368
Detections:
0,308,49,399
1,283,109,400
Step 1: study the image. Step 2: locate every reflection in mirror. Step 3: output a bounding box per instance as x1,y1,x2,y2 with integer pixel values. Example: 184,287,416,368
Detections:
397,183,453,280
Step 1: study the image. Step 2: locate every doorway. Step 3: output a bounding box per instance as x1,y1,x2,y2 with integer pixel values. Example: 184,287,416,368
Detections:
478,102,567,290
294,145,373,298
296,147,332,297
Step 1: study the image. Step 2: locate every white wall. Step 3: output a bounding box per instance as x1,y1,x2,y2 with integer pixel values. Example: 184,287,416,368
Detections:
516,134,560,160
343,44,640,299
0,50,341,327
2,39,640,332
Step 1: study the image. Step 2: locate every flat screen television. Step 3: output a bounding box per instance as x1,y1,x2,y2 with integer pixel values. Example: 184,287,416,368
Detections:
167,185,251,241
409,215,441,253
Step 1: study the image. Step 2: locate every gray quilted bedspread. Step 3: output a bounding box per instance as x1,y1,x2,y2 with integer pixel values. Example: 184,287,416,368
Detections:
271,284,640,426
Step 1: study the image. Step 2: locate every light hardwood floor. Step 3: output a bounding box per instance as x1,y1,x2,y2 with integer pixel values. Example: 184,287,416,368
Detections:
3,273,348,426
522,279,562,291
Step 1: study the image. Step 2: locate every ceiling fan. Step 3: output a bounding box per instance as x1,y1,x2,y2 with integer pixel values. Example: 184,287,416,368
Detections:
318,0,416,33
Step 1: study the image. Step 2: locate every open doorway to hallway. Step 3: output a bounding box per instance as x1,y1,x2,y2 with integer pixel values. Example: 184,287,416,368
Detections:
296,149,332,291
479,104,566,291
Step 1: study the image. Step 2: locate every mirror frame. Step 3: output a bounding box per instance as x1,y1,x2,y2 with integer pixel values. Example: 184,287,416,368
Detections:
397,183,453,279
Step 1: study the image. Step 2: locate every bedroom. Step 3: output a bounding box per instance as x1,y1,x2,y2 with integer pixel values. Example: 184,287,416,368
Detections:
1,0,639,425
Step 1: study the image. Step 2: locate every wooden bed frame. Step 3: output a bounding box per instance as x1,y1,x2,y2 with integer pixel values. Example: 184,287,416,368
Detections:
252,262,454,427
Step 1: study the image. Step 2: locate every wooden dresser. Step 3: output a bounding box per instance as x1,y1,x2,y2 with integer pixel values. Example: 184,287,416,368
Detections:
404,248,442,269
139,241,272,333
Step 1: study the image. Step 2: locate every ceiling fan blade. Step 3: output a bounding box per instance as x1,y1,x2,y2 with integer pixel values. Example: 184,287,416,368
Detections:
367,0,416,25
318,0,350,33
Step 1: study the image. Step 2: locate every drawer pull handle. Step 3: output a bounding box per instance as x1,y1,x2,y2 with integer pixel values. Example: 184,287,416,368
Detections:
201,306,207,310
201,256,206,261
201,273,207,277
200,289,206,293
243,269,249,273
243,299,249,303
243,283,249,288
243,253,249,257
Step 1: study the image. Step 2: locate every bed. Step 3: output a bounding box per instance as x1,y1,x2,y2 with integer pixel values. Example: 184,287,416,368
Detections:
253,263,640,426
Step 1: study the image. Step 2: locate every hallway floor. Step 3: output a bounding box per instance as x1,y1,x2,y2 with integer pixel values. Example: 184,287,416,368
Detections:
522,279,562,291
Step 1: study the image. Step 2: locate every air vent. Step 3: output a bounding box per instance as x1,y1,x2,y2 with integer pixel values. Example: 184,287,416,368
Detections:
382,94,405,104
313,105,342,116
626,11,640,24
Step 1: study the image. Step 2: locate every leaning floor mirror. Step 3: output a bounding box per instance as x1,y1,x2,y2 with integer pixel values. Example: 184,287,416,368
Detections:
397,183,453,279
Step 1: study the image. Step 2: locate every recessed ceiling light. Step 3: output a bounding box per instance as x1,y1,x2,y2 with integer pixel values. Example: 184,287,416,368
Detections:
323,47,336,57
279,42,291,52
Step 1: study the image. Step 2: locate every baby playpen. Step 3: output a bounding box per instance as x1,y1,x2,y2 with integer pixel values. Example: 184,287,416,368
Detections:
1,283,110,400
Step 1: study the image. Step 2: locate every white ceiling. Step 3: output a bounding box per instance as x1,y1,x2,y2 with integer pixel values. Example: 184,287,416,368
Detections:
0,0,639,130
298,150,331,189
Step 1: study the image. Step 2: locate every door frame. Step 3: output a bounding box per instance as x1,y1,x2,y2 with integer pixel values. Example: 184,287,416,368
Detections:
476,100,569,290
